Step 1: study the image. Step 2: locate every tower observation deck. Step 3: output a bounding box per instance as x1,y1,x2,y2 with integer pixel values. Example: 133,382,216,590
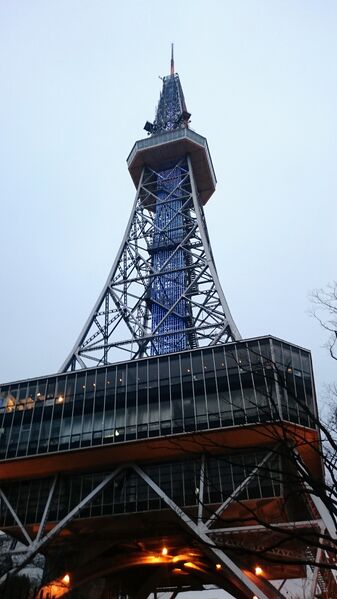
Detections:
0,53,335,599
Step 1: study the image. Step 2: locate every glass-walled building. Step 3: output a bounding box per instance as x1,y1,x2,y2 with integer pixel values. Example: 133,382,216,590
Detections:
0,336,317,462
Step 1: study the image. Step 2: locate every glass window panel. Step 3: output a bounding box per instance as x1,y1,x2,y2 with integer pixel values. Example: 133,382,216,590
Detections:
82,413,92,434
180,354,192,376
46,380,56,403
36,380,47,402
271,340,283,366
191,352,203,380
137,395,148,425
282,345,292,369
25,382,36,410
49,416,61,451
291,348,301,370
137,362,147,385
172,392,182,425
212,347,226,370
7,386,18,412
85,371,96,404
75,374,86,402
0,387,10,412
55,377,66,406
115,380,126,431
93,371,105,443
231,389,245,424
126,377,136,406
236,346,250,370
65,376,75,403
18,385,27,400
106,366,116,389
27,420,41,452
247,343,263,370
180,355,194,430
202,350,215,374
127,364,137,388
159,358,170,427
105,367,116,412
304,376,314,415
259,340,271,361
169,356,181,413
160,393,171,420
148,360,158,384
195,394,207,416
95,369,106,406
149,386,159,424
169,354,180,380
159,357,169,380
300,351,311,374
116,365,126,387
243,388,258,423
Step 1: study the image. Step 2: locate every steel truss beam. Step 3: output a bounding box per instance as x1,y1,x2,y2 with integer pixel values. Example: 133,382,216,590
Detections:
0,466,123,582
1,451,335,599
60,157,240,371
290,448,337,598
203,448,277,530
132,463,285,599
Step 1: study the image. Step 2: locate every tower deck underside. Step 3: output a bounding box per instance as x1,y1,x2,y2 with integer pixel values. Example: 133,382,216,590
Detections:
127,128,216,206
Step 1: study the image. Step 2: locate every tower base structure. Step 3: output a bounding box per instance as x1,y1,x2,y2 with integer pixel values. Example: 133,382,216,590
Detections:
0,337,336,599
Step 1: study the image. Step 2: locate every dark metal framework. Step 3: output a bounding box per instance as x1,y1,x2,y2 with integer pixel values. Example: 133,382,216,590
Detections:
151,73,190,134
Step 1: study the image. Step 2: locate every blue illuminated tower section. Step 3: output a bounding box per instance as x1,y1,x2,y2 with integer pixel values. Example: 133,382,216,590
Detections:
150,163,188,354
149,55,191,354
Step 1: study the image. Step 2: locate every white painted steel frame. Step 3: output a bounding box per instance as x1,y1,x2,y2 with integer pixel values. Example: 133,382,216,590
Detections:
60,156,240,372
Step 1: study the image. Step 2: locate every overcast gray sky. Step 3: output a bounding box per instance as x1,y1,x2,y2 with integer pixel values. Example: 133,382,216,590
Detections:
1,0,336,409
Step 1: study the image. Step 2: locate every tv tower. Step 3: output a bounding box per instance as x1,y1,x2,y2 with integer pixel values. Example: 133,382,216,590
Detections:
0,52,335,599
61,46,240,371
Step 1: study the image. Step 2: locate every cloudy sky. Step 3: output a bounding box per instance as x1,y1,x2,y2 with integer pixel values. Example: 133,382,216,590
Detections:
1,0,336,410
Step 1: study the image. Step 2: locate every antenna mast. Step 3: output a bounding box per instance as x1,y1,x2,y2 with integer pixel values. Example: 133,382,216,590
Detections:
170,43,174,75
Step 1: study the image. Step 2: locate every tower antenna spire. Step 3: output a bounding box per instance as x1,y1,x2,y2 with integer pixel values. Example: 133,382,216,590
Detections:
170,42,174,76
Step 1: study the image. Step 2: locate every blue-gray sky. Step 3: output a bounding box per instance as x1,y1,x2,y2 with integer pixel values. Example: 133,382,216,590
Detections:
1,0,336,407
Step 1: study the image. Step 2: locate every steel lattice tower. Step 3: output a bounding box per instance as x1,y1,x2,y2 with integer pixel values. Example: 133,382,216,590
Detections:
61,49,240,371
0,51,335,599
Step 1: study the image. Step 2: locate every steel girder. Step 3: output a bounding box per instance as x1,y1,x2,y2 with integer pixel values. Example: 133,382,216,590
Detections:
1,451,335,598
60,156,240,372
